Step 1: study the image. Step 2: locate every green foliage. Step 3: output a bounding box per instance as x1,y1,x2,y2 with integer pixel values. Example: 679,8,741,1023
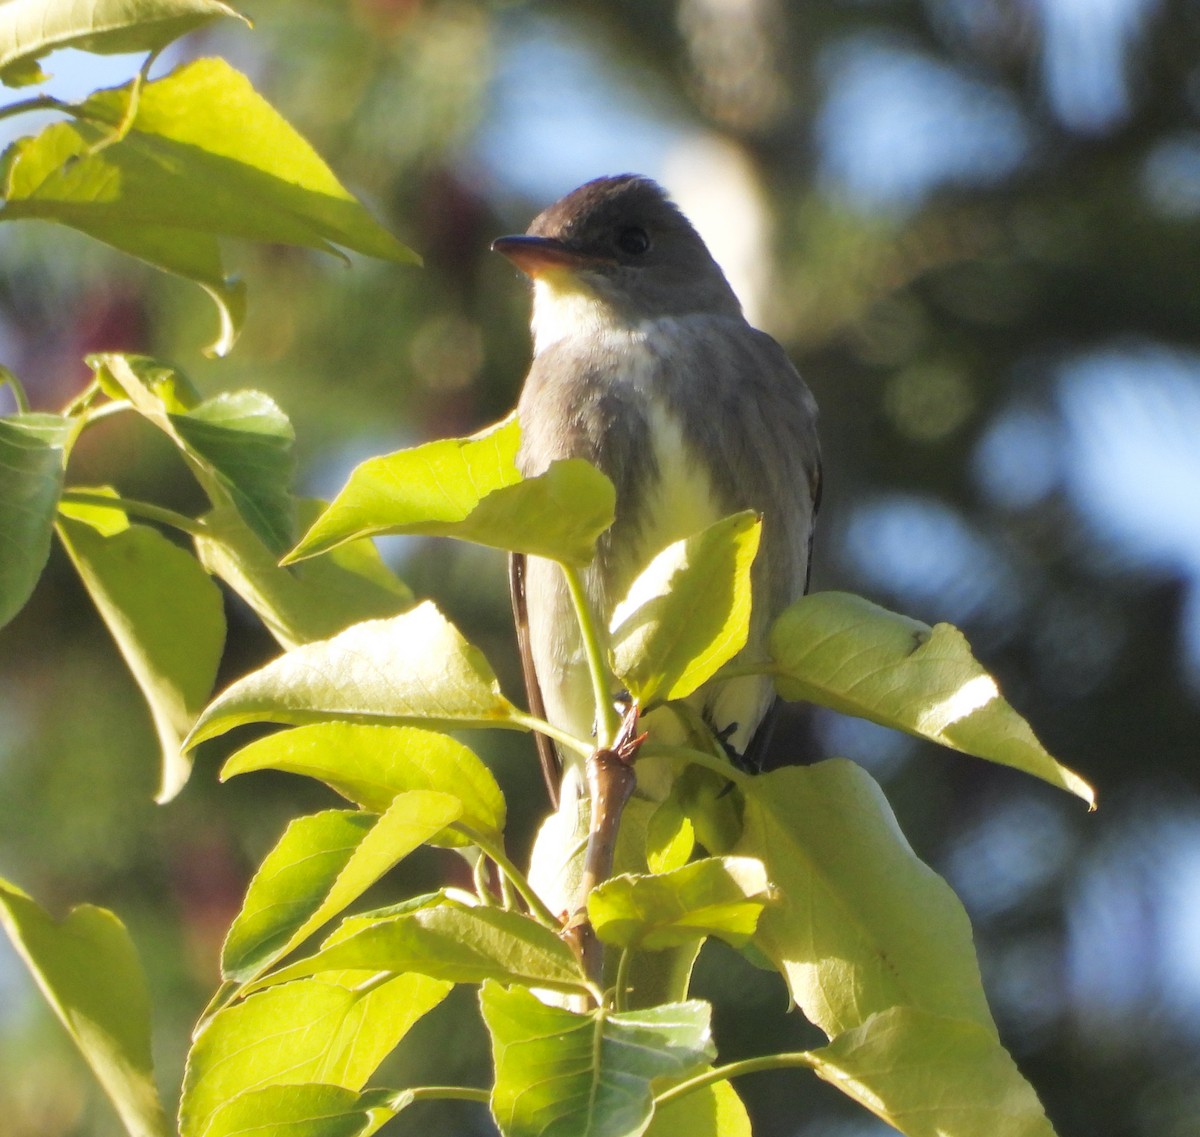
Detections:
0,412,72,626
0,0,244,87
769,592,1095,806
481,984,715,1137
610,512,760,706
0,8,1096,1137
0,879,170,1137
286,414,616,567
588,857,770,951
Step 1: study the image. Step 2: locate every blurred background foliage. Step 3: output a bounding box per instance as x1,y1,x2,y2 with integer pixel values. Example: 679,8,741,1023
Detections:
2,0,1199,1134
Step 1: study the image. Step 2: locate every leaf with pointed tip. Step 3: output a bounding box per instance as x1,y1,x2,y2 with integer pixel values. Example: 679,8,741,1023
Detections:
769,592,1095,806
257,903,587,995
57,497,225,802
186,602,524,749
1,58,415,351
0,879,170,1137
221,723,505,846
87,356,297,544
199,1084,409,1137
222,793,461,983
481,983,715,1137
808,1006,1057,1137
286,416,615,567
180,975,448,1137
0,0,245,88
195,502,413,651
0,413,70,628
611,512,760,706
170,390,297,553
737,760,995,1039
588,857,771,951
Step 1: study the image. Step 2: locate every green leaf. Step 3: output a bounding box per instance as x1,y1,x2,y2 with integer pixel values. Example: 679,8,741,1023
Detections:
171,390,297,554
769,592,1095,807
0,412,70,628
222,793,462,982
611,513,760,706
200,1085,408,1137
186,602,524,749
737,760,995,1039
90,357,298,550
194,502,414,651
0,0,245,87
481,983,715,1137
645,799,694,874
0,878,170,1137
57,498,226,802
286,415,616,567
645,1080,750,1137
808,1006,1057,1137
91,352,202,415
221,723,506,846
1,58,416,352
588,857,771,952
180,975,448,1137
257,903,587,995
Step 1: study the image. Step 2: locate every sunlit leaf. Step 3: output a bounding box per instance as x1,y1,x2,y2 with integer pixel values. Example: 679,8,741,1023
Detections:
186,602,524,749
57,497,225,802
222,793,461,982
0,413,70,628
769,592,1095,806
221,723,505,846
287,416,615,567
257,903,587,995
481,983,714,1137
195,502,413,651
611,512,760,706
808,1006,1057,1137
0,879,170,1137
588,857,771,951
645,799,694,874
646,1080,751,1137
737,760,995,1038
180,975,448,1137
200,1084,409,1137
90,352,202,417
0,0,244,87
1,58,416,351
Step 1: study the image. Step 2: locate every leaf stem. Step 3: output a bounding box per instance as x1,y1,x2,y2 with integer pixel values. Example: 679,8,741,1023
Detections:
561,562,620,749
472,853,498,907
509,710,594,760
400,1085,492,1105
58,490,206,537
451,823,559,929
0,366,30,413
653,1052,819,1110
613,947,633,1012
0,94,71,124
638,741,750,786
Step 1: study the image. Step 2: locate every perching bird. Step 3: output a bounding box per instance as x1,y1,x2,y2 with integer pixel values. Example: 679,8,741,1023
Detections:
493,174,820,808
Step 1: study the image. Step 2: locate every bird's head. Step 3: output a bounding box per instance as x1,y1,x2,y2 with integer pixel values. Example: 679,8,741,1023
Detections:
492,175,741,350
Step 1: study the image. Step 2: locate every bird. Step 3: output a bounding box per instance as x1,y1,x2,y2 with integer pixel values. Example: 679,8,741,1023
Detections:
493,174,820,810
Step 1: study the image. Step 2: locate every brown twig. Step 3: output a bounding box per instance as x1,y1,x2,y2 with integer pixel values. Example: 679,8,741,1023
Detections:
562,704,646,992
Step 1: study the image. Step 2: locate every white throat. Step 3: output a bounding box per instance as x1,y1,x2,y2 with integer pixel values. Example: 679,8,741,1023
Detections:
530,277,643,356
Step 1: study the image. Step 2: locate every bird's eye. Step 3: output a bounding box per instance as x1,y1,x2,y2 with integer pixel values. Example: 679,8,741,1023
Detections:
615,226,651,256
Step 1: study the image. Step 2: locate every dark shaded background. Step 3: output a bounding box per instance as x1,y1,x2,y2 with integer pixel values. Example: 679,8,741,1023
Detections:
1,1,1198,1134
